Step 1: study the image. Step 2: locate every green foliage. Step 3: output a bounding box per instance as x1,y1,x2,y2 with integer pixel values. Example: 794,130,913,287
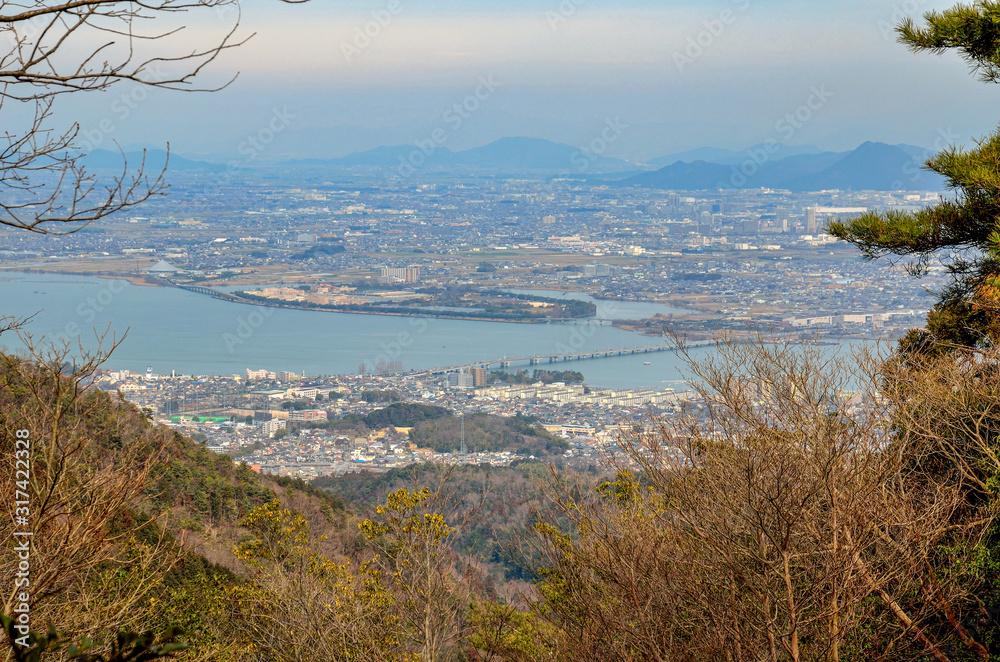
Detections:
146,433,275,526
897,300,1000,356
827,133,1000,302
270,475,348,521
315,462,576,582
230,501,406,662
1,615,187,662
594,471,643,507
489,369,585,385
829,5,1000,355
362,402,451,429
408,412,567,456
359,487,454,552
279,400,313,411
362,390,402,403
468,603,555,662
898,1,1000,83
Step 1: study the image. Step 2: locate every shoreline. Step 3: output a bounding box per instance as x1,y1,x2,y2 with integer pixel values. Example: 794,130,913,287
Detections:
211,294,599,325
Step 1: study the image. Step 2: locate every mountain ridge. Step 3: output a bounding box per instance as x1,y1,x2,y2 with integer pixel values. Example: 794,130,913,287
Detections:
78,139,949,190
302,136,630,172
619,142,945,191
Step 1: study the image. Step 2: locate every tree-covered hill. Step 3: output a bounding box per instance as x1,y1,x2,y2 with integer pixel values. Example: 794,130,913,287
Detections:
314,461,599,583
0,347,357,660
409,412,569,456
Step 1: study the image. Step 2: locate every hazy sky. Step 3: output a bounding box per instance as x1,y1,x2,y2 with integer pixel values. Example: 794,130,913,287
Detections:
60,0,1000,163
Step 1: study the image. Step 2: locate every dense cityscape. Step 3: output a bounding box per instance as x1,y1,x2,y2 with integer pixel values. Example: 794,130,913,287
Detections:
1,162,944,478
2,166,941,338
10,1,1000,659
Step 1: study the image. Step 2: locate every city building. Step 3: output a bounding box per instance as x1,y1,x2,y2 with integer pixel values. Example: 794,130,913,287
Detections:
447,370,475,389
288,410,328,422
583,264,612,277
247,369,276,381
262,419,287,437
379,266,421,284
472,367,487,388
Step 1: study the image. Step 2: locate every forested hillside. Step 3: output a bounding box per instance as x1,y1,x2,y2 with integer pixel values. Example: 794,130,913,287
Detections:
408,413,568,455
315,462,595,583
10,1,1000,661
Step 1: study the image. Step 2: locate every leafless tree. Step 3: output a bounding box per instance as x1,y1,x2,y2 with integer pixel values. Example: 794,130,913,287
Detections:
0,330,180,649
0,0,304,234
501,339,1000,662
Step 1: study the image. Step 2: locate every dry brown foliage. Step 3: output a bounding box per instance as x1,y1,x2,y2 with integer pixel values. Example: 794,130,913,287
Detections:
502,339,1000,662
0,333,178,653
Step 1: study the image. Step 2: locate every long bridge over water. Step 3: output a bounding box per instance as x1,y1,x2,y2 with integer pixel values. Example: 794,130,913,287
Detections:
177,285,248,303
172,285,718,375
408,340,716,377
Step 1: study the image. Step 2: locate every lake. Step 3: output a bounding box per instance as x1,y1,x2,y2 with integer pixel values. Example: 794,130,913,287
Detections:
0,272,861,389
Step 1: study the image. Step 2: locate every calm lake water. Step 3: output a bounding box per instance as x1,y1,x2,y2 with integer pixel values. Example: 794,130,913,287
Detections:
0,272,861,389
506,289,691,320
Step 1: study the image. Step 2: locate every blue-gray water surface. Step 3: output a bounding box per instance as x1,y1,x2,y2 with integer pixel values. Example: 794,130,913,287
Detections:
0,272,861,389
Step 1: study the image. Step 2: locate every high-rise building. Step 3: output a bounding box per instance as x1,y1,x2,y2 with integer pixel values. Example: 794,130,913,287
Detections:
806,207,818,234
583,264,612,277
447,370,475,389
472,368,487,388
262,419,286,437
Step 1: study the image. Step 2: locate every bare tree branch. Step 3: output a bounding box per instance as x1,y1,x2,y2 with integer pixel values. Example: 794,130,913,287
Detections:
0,0,305,234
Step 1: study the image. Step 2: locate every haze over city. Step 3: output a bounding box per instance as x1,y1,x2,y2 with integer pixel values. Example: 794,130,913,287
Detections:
57,0,1000,161
10,1,1000,659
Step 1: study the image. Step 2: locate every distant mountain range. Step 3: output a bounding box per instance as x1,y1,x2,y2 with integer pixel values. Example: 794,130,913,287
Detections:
620,142,945,192
81,148,222,172
303,137,631,172
78,138,950,191
646,144,826,168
